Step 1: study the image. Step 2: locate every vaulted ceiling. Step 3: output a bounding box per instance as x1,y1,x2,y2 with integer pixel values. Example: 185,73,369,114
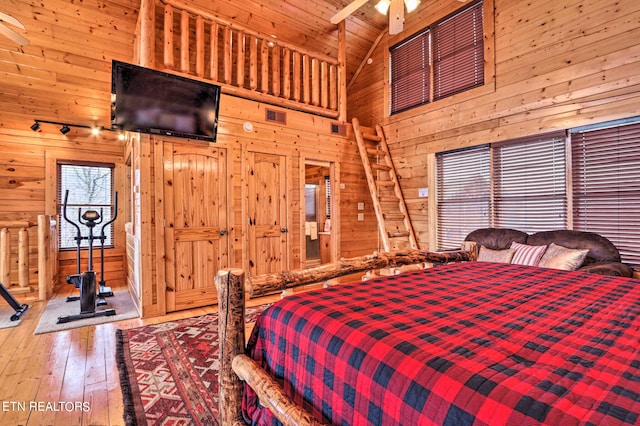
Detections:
0,0,446,130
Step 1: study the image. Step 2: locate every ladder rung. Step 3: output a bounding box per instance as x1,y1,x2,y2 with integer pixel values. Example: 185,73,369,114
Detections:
383,213,405,220
371,163,391,171
378,195,399,202
363,133,382,142
388,231,410,238
366,148,386,156
377,180,395,187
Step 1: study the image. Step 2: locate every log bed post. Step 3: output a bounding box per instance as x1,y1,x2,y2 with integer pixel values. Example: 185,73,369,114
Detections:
215,269,246,426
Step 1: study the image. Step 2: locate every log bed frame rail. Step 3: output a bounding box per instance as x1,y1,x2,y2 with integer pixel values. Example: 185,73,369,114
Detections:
215,249,473,426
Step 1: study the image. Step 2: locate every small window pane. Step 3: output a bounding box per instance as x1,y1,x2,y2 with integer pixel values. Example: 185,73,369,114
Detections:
433,1,484,100
390,31,430,114
58,164,114,250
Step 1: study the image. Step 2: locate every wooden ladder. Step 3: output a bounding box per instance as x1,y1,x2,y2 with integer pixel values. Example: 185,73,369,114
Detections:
352,117,418,251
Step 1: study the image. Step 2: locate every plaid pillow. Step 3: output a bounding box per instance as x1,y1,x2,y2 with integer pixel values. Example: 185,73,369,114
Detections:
510,241,547,266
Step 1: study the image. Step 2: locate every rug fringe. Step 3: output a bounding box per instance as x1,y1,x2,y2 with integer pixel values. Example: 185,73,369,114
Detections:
115,329,142,426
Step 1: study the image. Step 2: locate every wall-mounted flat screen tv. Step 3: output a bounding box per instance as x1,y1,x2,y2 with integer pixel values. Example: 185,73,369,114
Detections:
111,60,221,142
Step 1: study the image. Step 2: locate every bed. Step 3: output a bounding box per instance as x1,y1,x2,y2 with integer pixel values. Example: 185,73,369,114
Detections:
216,254,640,426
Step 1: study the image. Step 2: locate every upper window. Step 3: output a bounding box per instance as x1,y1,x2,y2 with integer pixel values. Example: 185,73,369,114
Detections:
57,162,115,250
390,0,484,114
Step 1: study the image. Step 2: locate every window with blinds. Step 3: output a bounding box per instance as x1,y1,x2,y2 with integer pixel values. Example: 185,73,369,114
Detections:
493,132,567,232
571,121,640,266
57,162,115,250
325,176,331,219
436,145,490,250
390,31,431,114
390,0,484,114
432,0,484,101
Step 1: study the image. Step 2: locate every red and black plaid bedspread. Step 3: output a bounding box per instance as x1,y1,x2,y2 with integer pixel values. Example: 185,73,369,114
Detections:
243,262,640,425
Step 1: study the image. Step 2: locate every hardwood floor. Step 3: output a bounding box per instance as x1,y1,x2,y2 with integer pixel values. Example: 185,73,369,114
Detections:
0,284,279,426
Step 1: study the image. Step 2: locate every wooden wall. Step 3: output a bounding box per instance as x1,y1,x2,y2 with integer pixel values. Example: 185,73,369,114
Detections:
127,95,376,317
0,0,138,300
348,0,640,248
0,0,379,308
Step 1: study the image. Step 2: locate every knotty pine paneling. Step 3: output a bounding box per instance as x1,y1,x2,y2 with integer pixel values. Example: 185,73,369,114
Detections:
130,94,377,316
347,0,640,249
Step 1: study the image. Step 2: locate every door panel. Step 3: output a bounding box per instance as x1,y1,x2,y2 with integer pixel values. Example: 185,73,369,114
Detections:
164,142,228,312
248,152,288,276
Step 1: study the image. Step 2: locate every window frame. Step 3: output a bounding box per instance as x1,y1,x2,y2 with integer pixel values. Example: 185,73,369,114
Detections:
45,150,125,269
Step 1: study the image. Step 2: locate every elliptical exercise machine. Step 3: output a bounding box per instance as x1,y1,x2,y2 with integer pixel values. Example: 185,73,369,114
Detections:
58,190,118,324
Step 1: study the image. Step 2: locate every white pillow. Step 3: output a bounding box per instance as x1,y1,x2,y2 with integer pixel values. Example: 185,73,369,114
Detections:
538,243,589,271
477,246,516,263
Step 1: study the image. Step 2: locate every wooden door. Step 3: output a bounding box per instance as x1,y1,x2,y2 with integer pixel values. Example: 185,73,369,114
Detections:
247,151,288,276
164,142,228,312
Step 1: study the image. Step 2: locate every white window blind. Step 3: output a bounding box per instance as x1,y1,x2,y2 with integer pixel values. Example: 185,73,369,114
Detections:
571,121,640,266
436,145,490,250
493,132,566,233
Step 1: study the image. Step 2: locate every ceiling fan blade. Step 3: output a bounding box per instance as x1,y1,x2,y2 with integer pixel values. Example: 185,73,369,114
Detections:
330,0,370,24
388,0,404,35
0,11,26,30
0,22,29,45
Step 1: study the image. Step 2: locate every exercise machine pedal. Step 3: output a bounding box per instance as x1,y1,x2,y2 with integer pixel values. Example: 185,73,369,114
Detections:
0,281,29,321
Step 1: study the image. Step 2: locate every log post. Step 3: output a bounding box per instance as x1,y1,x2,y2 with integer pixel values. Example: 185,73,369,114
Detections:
18,227,28,288
163,4,174,69
215,269,246,426
0,228,9,285
38,215,52,301
138,0,155,68
337,20,347,122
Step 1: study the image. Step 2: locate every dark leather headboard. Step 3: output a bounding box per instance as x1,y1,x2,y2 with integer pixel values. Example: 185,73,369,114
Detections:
464,228,528,250
527,230,621,263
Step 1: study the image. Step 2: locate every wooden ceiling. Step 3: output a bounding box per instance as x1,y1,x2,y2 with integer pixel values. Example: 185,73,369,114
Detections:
180,0,389,78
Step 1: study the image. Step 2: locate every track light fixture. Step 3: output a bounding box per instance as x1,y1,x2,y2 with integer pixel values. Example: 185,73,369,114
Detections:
29,119,106,136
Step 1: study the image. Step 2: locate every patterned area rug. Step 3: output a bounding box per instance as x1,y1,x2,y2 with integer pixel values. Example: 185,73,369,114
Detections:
115,304,271,426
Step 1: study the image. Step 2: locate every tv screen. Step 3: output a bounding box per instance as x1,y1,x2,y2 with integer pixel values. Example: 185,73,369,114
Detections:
111,60,221,142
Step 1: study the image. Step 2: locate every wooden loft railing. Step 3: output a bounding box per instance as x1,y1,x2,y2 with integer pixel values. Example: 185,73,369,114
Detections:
0,216,58,301
136,0,347,120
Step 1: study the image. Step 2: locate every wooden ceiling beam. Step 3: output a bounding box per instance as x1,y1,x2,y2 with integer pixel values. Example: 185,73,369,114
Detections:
330,0,370,24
